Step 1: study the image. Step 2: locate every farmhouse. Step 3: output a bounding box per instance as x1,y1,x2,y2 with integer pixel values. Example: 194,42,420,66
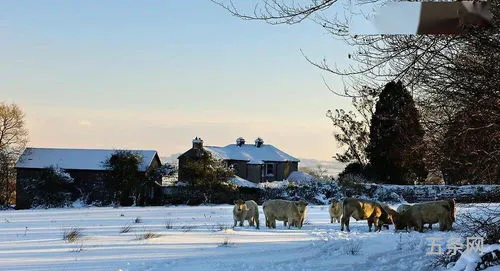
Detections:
178,137,299,183
15,148,162,209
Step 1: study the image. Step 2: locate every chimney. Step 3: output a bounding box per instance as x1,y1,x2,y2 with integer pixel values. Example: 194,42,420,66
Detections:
236,137,245,147
255,137,264,148
192,137,204,149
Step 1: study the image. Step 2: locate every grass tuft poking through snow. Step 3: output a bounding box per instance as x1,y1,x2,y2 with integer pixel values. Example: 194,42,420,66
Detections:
120,224,132,234
181,225,197,232
70,242,84,253
134,217,142,224
212,223,230,232
135,230,161,240
165,218,173,230
218,237,235,248
342,240,362,255
63,226,83,243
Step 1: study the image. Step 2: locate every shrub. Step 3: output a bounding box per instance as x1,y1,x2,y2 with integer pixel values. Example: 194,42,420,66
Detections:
165,218,173,230
63,226,83,243
181,225,197,232
338,162,375,183
103,150,144,206
457,205,500,245
26,167,80,208
342,240,362,255
136,231,161,240
120,225,132,233
218,237,235,247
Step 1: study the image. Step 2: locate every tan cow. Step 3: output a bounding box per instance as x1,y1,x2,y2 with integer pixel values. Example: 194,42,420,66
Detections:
233,199,259,229
392,202,453,232
341,198,391,232
329,199,343,223
263,199,308,229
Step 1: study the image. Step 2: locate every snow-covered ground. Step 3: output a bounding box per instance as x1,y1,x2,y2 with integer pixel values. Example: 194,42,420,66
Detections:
0,204,498,271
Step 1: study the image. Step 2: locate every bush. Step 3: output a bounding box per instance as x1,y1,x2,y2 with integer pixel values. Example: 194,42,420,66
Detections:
25,167,80,208
103,150,144,206
120,225,133,233
342,240,362,255
218,237,235,247
63,226,83,243
338,162,375,183
135,231,161,240
457,205,500,245
259,180,341,204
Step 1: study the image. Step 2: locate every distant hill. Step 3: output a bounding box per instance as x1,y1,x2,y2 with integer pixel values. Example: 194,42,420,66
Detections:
298,158,346,177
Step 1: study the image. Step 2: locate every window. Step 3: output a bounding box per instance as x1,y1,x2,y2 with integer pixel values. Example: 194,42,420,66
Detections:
265,163,275,176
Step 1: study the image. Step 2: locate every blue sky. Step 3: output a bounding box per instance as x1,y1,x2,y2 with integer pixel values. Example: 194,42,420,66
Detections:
1,1,355,161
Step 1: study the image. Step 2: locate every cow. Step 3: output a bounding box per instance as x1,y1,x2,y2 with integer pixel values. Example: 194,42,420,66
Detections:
329,199,342,223
233,199,259,229
263,199,308,229
341,198,391,232
392,202,453,232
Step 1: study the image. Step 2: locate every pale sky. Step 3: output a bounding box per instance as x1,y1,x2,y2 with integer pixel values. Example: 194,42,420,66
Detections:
1,1,355,161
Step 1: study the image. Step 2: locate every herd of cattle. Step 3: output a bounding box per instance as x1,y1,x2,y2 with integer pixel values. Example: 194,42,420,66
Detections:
233,198,456,232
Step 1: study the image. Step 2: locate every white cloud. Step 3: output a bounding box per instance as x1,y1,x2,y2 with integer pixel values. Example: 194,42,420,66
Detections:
77,120,92,127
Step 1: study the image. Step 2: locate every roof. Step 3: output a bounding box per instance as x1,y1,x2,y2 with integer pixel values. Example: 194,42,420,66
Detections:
15,148,159,171
203,144,299,164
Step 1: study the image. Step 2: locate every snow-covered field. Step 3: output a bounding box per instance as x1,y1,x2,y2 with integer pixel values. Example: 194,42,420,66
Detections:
0,204,497,271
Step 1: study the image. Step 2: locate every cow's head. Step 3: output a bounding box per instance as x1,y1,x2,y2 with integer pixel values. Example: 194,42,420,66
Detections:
294,200,308,215
234,199,247,212
391,212,408,231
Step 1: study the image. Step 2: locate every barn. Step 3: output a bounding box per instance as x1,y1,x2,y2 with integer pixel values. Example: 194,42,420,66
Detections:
15,148,162,209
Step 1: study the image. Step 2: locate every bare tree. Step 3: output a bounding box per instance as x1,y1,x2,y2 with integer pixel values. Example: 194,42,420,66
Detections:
0,102,28,205
213,0,500,184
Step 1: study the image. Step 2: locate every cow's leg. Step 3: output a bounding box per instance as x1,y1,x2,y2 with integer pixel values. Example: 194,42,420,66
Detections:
287,217,294,229
368,220,373,232
239,219,244,227
341,215,350,232
330,217,333,223
417,220,424,233
373,217,380,232
233,219,237,228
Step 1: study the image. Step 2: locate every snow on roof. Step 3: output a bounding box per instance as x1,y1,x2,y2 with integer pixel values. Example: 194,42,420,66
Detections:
15,148,158,171
204,144,299,163
227,176,263,189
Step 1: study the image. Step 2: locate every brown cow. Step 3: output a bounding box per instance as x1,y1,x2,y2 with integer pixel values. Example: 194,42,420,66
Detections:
380,203,399,229
341,198,391,232
393,202,452,232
